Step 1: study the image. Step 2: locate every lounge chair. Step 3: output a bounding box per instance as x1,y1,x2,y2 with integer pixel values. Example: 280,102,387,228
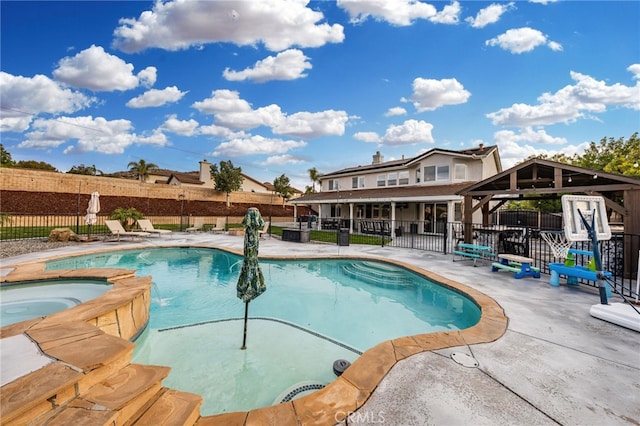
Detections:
259,221,270,238
137,219,172,237
105,220,151,241
186,217,205,232
211,217,226,233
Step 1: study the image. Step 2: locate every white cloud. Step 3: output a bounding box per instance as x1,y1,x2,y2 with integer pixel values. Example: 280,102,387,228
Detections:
112,0,344,53
338,0,437,25
338,0,461,25
354,131,382,143
135,129,169,147
53,45,157,91
212,135,306,157
430,1,461,24
401,77,471,112
199,124,247,139
19,115,135,154
487,68,640,126
628,63,640,79
137,67,158,87
126,86,187,108
272,110,349,138
193,89,350,138
382,119,434,145
465,2,514,28
485,27,562,54
160,115,199,136
192,89,253,115
262,154,306,166
223,49,312,82
0,72,93,132
385,107,407,117
495,129,585,169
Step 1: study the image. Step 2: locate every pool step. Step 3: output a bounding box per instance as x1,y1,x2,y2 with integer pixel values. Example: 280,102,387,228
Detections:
342,262,414,288
1,324,135,425
131,388,203,425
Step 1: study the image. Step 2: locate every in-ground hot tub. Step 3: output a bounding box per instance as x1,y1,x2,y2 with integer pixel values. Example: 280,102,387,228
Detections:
1,279,113,326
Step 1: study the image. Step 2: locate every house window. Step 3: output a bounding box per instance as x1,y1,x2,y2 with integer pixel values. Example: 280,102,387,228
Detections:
416,168,421,183
437,165,449,181
328,179,339,190
387,172,397,186
398,171,409,185
377,174,386,187
425,165,450,182
454,164,467,180
352,176,364,188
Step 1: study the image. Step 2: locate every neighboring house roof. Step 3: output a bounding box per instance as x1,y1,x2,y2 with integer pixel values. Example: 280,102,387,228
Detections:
292,182,472,204
321,145,499,178
167,172,204,185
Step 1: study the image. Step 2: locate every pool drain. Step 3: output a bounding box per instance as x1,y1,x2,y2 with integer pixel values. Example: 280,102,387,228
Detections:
333,359,351,376
451,352,479,368
277,382,326,403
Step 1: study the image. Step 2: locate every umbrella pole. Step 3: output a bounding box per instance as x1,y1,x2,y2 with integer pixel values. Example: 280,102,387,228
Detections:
241,301,249,350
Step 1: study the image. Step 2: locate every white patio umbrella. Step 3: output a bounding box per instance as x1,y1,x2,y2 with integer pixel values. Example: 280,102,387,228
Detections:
85,192,100,238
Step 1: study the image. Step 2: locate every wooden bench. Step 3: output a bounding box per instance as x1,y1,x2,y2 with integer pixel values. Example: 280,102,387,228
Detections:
453,243,494,266
492,254,540,279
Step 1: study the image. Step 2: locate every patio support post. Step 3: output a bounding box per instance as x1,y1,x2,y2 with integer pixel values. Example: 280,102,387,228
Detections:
463,195,473,243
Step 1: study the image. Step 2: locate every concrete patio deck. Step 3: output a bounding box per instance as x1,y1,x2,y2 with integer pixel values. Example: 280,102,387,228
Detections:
1,230,638,425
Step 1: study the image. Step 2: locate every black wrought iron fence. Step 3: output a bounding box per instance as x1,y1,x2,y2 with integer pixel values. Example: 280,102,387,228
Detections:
0,213,185,240
4,213,638,299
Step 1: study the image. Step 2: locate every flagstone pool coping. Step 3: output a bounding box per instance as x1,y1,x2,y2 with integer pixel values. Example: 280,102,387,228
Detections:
1,245,507,425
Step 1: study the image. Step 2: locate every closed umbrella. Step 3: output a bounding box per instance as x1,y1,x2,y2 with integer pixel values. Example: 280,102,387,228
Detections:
85,192,100,239
236,207,266,350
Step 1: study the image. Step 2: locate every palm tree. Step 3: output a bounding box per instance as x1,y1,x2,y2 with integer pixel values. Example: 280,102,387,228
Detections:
127,159,159,182
308,167,321,192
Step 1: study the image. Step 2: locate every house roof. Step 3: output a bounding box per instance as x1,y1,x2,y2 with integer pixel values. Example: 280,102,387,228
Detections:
167,172,204,185
457,158,640,198
321,145,498,178
292,182,472,204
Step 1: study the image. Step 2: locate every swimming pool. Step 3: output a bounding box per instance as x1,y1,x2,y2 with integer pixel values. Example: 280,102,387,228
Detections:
0,279,113,326
46,247,481,414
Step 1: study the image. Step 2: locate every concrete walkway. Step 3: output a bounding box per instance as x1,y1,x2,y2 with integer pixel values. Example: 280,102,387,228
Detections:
2,231,638,425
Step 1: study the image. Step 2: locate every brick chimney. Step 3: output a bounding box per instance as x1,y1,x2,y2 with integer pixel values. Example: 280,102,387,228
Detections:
372,151,384,165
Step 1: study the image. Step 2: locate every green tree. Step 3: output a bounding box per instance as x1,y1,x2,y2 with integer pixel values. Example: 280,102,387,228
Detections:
127,159,159,182
1,144,15,167
210,160,243,207
14,160,57,171
529,132,640,178
68,164,103,175
273,174,294,206
109,207,144,231
576,133,639,177
308,167,321,192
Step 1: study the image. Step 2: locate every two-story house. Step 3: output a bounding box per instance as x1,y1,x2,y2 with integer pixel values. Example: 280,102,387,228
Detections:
292,144,501,235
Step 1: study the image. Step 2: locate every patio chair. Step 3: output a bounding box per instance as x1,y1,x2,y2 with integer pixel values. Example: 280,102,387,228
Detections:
186,217,205,232
136,219,172,237
259,221,270,238
211,217,227,233
104,220,151,241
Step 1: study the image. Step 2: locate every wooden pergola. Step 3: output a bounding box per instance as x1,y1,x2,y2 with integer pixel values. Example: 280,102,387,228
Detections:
457,158,640,277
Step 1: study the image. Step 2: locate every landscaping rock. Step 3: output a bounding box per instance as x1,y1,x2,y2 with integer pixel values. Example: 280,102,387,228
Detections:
48,228,79,242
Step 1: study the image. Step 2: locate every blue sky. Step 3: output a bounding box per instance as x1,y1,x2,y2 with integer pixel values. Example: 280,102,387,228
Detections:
1,1,638,190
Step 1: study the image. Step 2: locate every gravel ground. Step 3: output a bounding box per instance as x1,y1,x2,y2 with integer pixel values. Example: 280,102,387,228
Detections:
0,239,78,259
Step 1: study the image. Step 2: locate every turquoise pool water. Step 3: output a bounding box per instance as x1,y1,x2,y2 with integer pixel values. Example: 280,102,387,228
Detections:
46,247,480,414
0,280,112,326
